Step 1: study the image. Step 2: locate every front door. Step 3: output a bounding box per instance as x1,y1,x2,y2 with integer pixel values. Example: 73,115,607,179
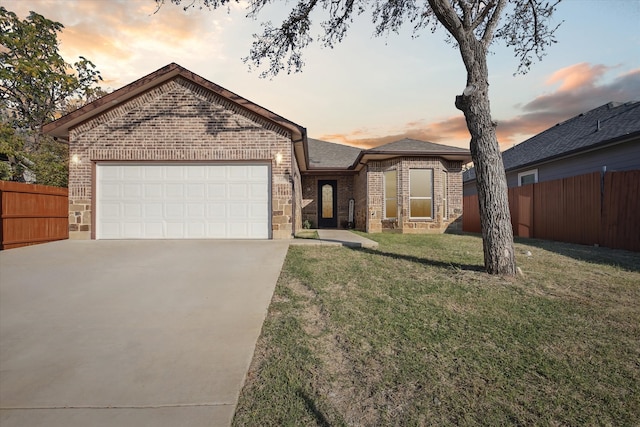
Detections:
318,180,338,228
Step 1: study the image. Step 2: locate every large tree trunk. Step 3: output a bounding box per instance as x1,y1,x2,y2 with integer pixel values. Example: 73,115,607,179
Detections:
456,40,517,275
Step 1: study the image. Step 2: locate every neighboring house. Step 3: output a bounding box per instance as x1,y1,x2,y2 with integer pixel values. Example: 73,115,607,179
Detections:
463,101,640,195
43,63,470,240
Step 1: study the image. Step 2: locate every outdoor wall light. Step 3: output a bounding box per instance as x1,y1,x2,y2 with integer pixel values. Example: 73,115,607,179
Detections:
275,152,283,165
71,154,80,164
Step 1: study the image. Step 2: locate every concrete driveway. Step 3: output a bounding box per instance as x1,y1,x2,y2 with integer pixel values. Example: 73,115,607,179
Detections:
0,239,289,427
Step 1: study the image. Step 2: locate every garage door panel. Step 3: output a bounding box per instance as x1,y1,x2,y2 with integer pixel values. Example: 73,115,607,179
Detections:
144,203,163,218
228,222,249,238
186,166,206,179
229,203,248,219
186,222,206,238
166,166,185,179
207,203,226,218
250,222,269,238
144,222,164,237
101,203,121,219
165,184,184,199
186,183,205,199
123,167,143,180
251,166,269,180
166,222,184,238
143,167,163,180
229,167,249,180
249,203,269,219
100,221,121,238
101,183,120,199
186,203,205,218
144,184,163,198
250,183,268,200
123,222,143,238
206,166,226,180
123,203,142,218
206,222,226,238
207,183,226,199
165,203,184,218
123,184,142,199
97,164,269,239
228,184,248,200
100,167,120,181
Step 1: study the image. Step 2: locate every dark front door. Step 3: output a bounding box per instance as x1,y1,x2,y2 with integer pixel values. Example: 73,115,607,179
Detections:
318,180,338,228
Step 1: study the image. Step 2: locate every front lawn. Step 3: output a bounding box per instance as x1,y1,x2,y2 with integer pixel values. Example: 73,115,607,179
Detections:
233,233,640,426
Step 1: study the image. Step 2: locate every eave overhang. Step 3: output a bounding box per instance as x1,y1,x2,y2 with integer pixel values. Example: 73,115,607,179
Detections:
42,63,306,147
351,150,472,172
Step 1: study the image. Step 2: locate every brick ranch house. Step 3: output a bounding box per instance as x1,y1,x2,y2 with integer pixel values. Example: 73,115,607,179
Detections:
43,63,471,240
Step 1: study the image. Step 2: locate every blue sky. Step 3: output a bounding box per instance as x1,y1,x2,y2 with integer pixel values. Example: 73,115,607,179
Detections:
5,0,640,149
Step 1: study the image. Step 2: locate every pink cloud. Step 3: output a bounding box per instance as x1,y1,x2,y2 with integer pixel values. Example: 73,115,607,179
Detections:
319,63,640,151
545,63,611,92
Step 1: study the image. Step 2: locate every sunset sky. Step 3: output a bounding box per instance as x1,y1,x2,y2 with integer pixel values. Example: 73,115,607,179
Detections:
5,0,640,150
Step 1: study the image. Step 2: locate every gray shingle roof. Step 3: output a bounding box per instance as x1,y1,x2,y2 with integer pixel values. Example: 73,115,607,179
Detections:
464,101,640,182
367,138,470,155
307,138,362,168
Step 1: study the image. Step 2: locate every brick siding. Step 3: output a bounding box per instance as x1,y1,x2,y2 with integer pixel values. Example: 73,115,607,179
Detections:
365,157,464,234
353,170,368,232
68,77,297,239
301,174,355,229
300,157,464,234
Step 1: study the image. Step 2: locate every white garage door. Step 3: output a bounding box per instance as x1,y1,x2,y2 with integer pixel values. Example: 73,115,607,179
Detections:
96,163,270,239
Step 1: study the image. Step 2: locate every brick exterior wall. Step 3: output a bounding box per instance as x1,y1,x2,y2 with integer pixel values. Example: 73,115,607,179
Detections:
364,157,464,234
353,170,368,232
292,151,303,233
300,157,464,234
67,77,298,239
301,174,355,229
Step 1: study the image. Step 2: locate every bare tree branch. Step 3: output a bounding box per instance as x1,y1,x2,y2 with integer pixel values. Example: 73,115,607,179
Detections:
480,0,504,47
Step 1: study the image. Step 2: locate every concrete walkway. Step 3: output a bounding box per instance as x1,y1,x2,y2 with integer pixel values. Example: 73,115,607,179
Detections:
290,229,378,249
0,239,289,427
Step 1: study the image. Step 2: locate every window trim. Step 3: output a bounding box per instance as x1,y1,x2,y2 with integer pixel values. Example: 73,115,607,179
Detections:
383,169,397,219
409,168,434,220
442,171,448,220
517,169,538,186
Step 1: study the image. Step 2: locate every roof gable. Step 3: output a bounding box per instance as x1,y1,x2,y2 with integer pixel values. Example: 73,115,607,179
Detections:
307,138,361,168
304,137,471,171
464,101,640,182
367,138,470,155
501,101,640,172
42,63,306,142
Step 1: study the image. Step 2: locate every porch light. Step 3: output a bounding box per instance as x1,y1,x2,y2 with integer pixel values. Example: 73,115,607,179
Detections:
71,154,80,164
275,152,283,165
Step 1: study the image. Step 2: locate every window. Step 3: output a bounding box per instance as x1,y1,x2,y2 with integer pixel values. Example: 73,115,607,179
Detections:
518,169,538,186
321,184,333,218
384,170,397,219
442,172,448,220
409,169,433,219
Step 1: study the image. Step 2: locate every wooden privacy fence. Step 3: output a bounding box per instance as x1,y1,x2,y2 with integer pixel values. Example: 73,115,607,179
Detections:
0,181,68,250
463,170,640,252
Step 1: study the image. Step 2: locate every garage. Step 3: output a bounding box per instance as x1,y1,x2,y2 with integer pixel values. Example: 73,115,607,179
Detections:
42,64,302,240
96,163,270,239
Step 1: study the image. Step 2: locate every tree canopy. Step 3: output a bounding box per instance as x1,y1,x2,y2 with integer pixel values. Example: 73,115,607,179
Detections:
159,0,563,274
0,6,104,186
157,0,561,78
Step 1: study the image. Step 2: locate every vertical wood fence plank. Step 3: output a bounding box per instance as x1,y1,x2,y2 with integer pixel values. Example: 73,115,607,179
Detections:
602,171,640,251
463,170,638,252
0,181,69,250
462,194,481,233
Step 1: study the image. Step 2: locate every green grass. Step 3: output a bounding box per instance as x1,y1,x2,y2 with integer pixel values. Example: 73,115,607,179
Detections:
295,230,320,239
233,233,640,426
